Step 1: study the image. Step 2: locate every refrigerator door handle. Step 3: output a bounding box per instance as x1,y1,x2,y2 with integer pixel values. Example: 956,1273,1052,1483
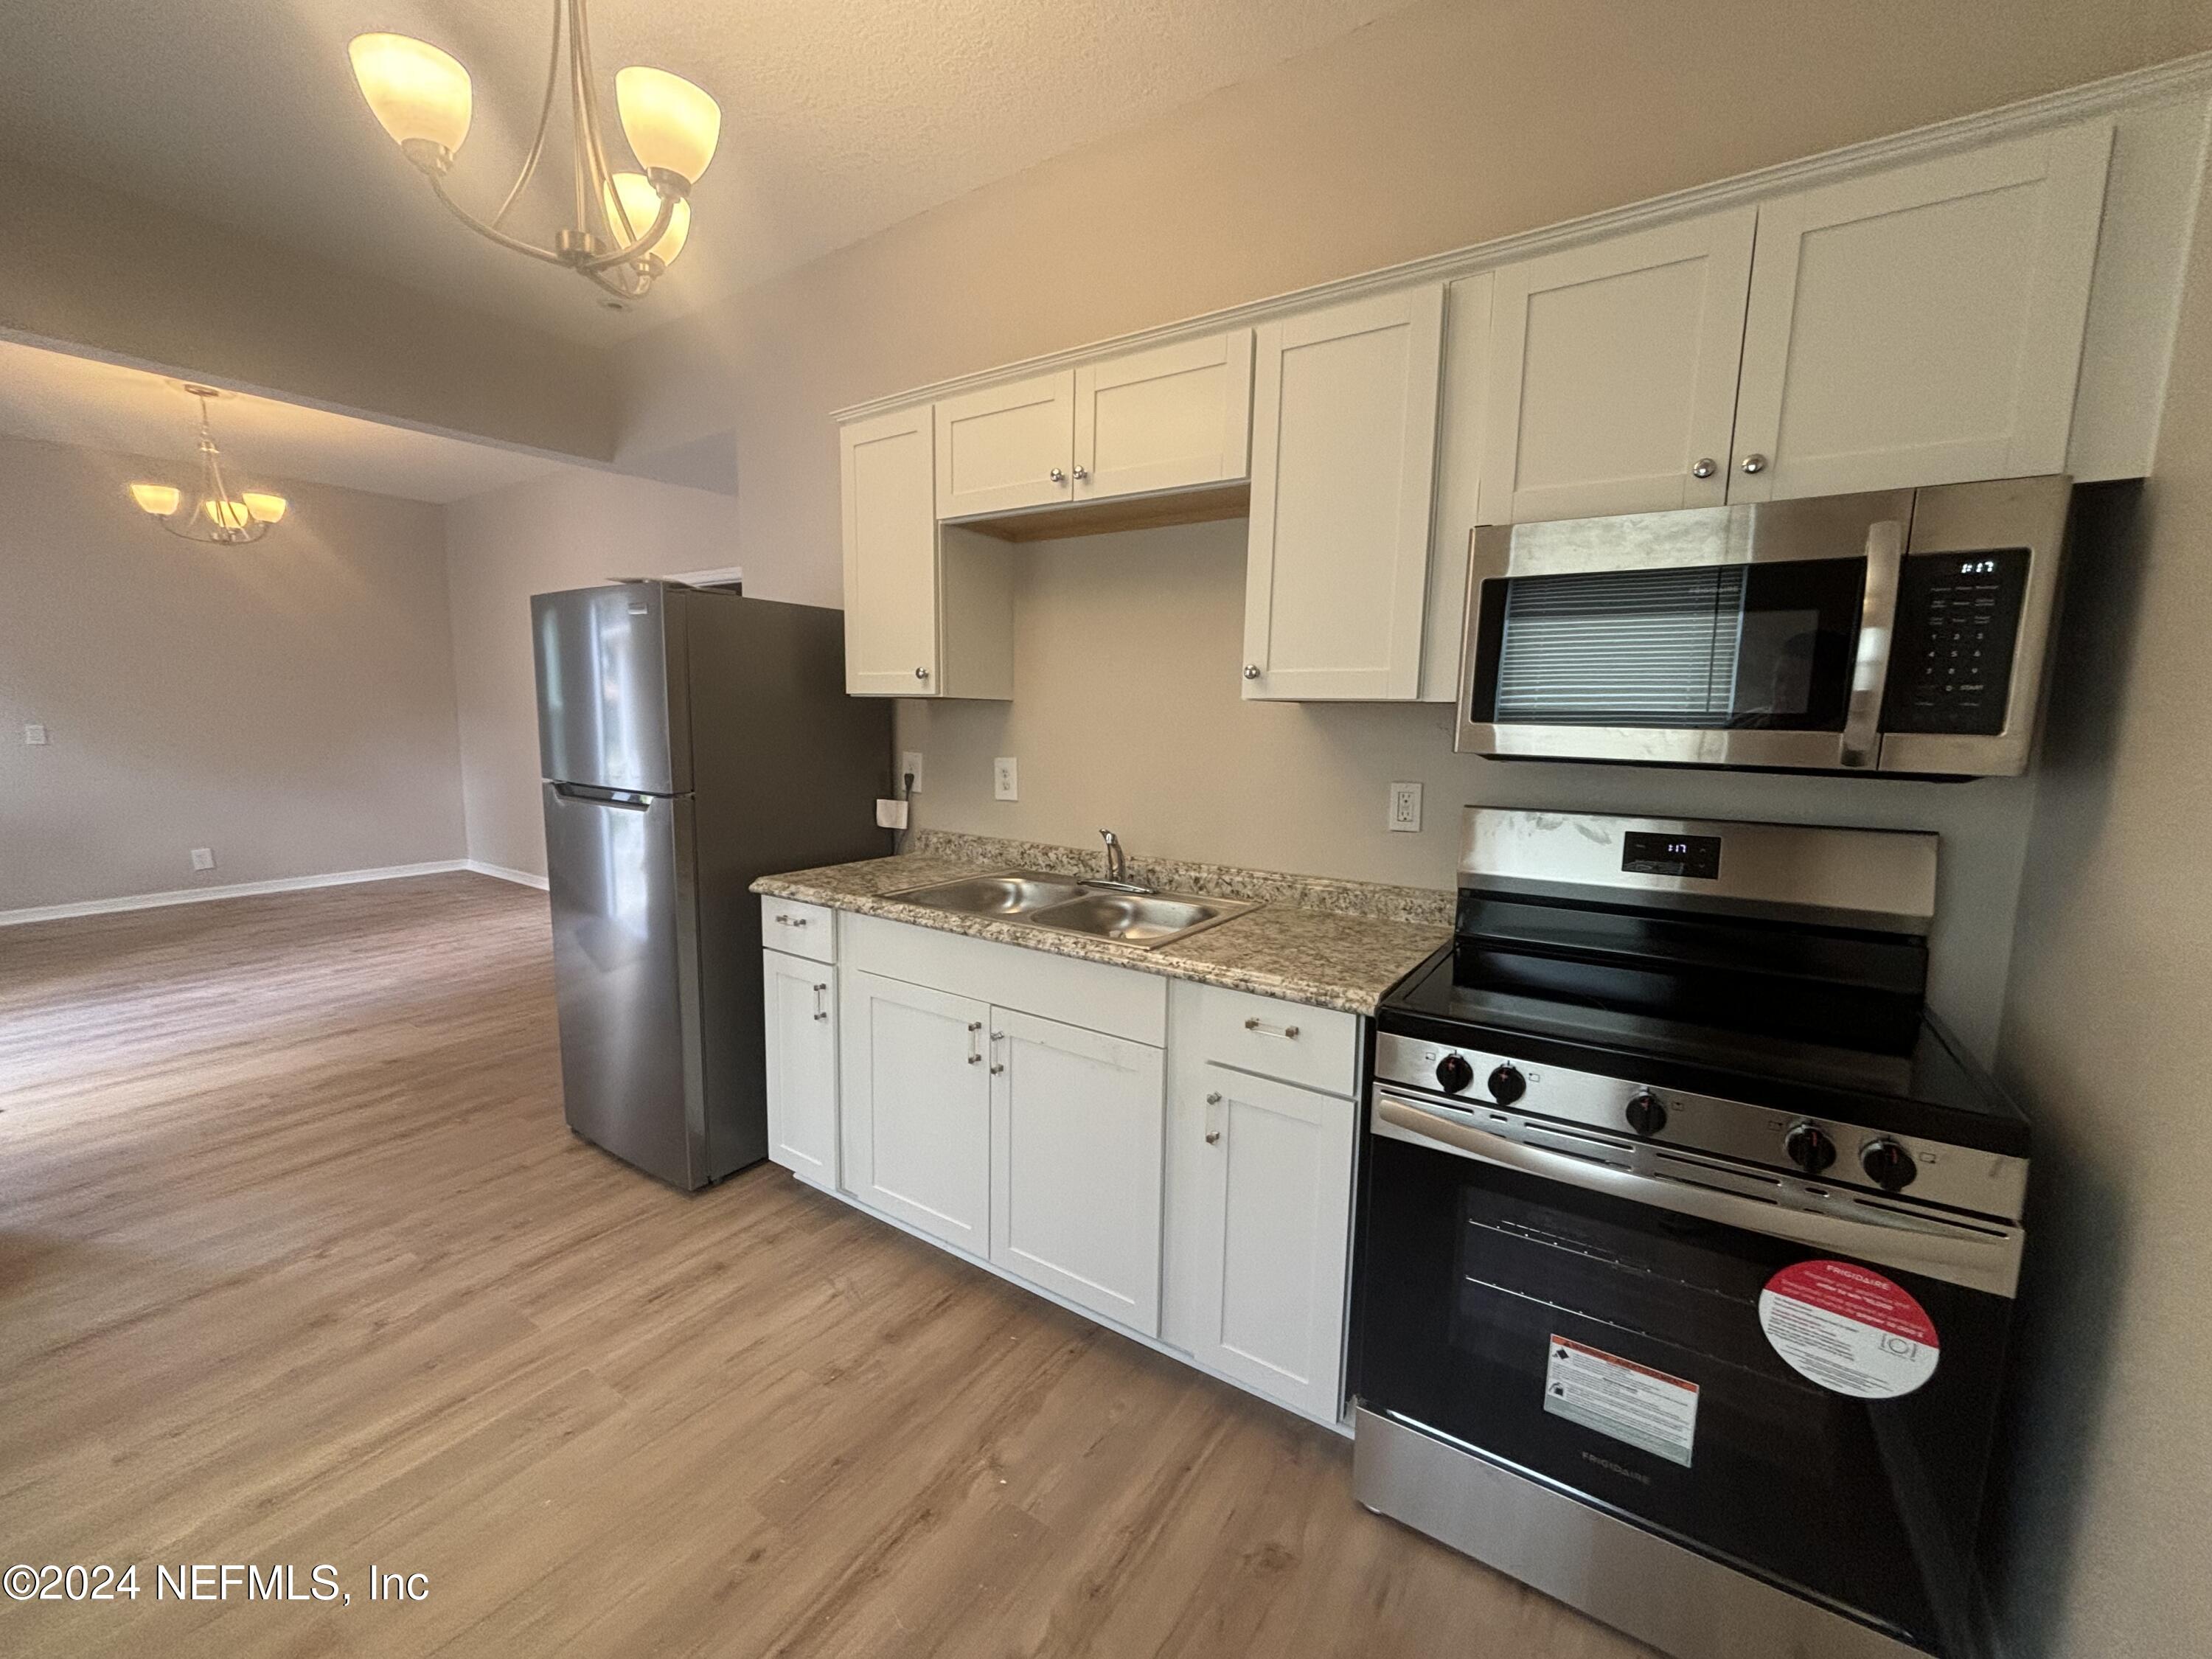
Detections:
552,781,653,810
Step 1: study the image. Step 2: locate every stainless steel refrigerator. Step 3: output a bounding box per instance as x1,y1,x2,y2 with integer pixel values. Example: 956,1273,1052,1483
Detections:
531,581,891,1189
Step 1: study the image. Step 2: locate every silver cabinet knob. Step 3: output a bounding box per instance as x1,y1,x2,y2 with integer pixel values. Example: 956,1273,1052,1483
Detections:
1205,1130,1222,1145
914,666,930,680
1071,465,1089,481
1691,457,1717,479
1049,467,1066,484
1242,664,1261,680
1739,453,1768,475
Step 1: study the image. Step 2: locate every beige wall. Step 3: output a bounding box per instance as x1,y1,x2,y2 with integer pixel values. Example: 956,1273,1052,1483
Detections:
1,156,616,464
0,434,465,911
442,468,742,878
614,0,2212,591
900,521,2039,1060
1983,201,2212,1659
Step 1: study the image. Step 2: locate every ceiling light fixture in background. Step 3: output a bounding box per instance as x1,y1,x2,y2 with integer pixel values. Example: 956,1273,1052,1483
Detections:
348,1,720,308
128,386,288,545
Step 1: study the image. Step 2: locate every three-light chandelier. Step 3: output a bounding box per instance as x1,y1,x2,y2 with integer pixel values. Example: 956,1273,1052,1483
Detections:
127,386,288,546
348,1,720,305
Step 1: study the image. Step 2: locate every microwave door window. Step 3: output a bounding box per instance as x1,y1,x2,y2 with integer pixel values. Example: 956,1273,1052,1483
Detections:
1489,560,1863,731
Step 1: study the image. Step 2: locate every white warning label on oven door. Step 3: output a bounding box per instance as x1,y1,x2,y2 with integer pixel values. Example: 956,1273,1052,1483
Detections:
1543,1335,1699,1467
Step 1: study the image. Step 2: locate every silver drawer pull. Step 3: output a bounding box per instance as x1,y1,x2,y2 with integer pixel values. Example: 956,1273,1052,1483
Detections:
773,913,808,927
811,983,829,1022
1204,1091,1223,1143
1243,1017,1300,1039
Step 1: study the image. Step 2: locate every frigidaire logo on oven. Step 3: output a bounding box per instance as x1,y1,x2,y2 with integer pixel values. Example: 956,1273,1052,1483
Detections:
1581,1451,1652,1485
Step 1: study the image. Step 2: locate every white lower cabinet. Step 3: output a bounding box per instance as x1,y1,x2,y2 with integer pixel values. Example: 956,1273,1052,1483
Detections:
761,947,838,1190
1165,1055,1357,1424
990,1009,1166,1336
838,969,992,1254
779,915,1360,1427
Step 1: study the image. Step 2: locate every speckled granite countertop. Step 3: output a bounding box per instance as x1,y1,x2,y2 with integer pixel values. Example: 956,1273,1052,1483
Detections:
751,833,1452,1018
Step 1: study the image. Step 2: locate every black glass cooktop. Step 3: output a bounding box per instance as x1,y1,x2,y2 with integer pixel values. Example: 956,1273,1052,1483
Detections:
1378,944,2029,1158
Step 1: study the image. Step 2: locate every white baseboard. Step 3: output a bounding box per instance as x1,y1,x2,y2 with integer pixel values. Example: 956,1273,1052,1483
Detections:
465,860,549,891
0,858,482,928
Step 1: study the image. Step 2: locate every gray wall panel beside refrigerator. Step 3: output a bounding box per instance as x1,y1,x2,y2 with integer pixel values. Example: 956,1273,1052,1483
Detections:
532,582,891,1189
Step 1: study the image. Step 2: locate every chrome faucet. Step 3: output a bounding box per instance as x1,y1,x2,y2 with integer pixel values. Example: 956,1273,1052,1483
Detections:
1093,830,1151,894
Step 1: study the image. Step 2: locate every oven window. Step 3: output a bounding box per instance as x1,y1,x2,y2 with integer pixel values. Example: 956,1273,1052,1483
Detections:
1472,558,1863,730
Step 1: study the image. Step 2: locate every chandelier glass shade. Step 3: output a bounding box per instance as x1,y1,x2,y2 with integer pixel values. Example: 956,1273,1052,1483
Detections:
349,0,720,305
127,387,287,546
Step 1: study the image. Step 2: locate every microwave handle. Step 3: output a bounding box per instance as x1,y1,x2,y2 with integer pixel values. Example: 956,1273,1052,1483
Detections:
1840,519,1905,769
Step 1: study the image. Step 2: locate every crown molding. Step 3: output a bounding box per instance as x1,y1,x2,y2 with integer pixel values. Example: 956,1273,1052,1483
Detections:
832,50,2212,425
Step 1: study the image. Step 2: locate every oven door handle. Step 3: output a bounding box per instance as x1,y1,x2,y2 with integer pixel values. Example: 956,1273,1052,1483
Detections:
1373,1094,2020,1298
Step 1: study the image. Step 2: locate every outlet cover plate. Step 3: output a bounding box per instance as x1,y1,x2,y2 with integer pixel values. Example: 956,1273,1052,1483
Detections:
901,750,924,793
189,847,217,872
993,757,1019,801
1388,782,1423,833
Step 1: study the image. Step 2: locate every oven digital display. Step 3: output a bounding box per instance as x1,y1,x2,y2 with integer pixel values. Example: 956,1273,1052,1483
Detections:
1622,832,1722,879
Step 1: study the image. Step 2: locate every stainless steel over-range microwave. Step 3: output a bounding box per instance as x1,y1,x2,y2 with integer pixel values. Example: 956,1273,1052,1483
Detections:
1456,474,2070,777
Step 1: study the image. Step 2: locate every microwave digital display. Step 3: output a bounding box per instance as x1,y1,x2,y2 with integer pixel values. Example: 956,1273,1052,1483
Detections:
1621,832,1722,879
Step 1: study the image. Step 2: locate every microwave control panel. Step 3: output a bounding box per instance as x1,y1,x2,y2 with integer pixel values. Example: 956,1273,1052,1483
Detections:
1880,547,2031,735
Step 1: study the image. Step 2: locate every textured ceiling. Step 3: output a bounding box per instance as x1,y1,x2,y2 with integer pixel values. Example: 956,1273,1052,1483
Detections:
0,340,570,503
0,0,1418,347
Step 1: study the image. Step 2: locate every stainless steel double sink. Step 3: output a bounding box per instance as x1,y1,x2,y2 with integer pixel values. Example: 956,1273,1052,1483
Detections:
883,869,1259,948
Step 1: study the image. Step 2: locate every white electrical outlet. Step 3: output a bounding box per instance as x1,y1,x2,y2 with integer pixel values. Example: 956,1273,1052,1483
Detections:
993,757,1019,801
1388,782,1423,833
901,750,924,793
23,723,46,745
189,847,216,872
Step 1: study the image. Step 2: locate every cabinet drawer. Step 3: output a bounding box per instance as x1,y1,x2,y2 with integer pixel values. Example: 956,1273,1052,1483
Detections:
1184,983,1357,1096
760,896,835,962
844,913,1166,1046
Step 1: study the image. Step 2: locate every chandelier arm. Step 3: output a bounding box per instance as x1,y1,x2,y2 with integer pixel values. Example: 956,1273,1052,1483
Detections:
567,0,594,234
428,171,570,264
578,260,653,302
578,193,675,271
493,0,568,229
571,0,625,243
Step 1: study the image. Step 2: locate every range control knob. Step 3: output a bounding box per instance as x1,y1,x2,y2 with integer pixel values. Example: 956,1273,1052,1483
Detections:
1624,1090,1667,1138
1486,1064,1527,1106
1784,1121,1837,1175
1434,1053,1474,1094
1860,1138,1918,1192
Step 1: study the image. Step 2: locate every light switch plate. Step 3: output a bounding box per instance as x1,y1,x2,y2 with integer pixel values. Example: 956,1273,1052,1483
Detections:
23,723,46,745
189,847,216,872
1388,782,1423,833
993,757,1019,801
901,750,924,793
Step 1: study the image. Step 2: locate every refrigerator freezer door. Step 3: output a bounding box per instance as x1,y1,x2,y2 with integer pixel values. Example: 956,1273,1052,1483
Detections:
543,782,706,1188
532,584,690,794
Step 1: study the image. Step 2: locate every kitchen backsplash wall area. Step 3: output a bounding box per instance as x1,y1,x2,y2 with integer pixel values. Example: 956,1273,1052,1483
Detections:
895,517,2040,1061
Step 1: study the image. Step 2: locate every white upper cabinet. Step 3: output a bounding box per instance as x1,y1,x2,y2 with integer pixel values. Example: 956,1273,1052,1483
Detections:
1243,285,1444,701
1729,122,2113,501
1478,209,1757,524
840,404,940,695
1074,333,1253,501
989,1009,1166,1337
935,369,1077,518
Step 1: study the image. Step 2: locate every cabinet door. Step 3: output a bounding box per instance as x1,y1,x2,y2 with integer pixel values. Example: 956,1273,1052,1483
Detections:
934,370,1075,518
1730,122,2112,502
1178,1063,1356,1421
839,970,991,1253
1244,286,1443,701
989,1009,1166,1335
762,948,836,1191
1479,208,1756,524
1074,332,1253,501
840,404,940,696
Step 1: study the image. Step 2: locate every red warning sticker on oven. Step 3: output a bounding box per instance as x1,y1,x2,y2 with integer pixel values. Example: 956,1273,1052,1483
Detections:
1759,1259,1941,1399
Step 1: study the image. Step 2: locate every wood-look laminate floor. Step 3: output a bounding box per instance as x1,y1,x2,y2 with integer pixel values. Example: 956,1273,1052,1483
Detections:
0,874,1655,1659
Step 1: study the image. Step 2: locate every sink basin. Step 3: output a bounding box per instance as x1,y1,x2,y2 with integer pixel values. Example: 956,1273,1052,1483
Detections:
884,869,1259,948
887,870,1086,917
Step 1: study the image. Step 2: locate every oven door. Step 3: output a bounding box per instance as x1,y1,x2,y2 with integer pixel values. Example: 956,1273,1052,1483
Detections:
1457,491,1910,771
1355,1089,2020,1654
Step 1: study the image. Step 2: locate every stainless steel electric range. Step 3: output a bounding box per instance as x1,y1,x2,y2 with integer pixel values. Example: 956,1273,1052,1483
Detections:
1352,809,2028,1659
